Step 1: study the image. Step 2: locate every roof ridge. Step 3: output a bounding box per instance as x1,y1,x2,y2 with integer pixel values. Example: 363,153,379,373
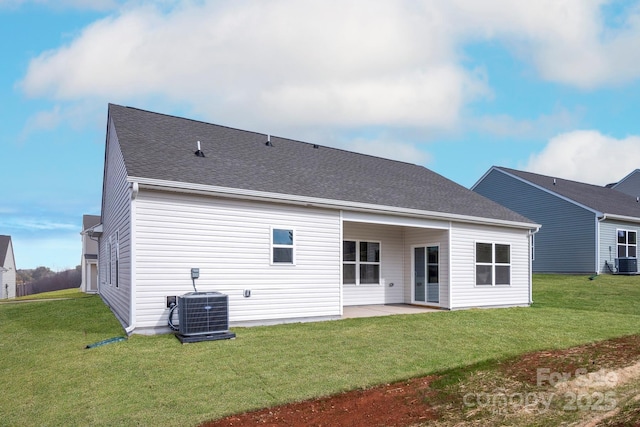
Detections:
497,166,610,189
110,103,427,169
109,103,267,140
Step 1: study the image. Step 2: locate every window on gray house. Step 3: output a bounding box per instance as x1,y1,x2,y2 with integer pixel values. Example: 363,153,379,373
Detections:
617,230,637,258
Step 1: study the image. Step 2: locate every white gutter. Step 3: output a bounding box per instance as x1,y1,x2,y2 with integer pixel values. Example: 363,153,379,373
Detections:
599,213,640,224
130,177,540,231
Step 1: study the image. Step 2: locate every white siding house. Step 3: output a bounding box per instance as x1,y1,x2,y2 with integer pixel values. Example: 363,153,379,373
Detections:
0,235,16,299
98,104,539,335
80,215,100,293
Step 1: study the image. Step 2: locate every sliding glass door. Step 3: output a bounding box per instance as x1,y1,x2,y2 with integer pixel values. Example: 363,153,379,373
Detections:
413,245,439,304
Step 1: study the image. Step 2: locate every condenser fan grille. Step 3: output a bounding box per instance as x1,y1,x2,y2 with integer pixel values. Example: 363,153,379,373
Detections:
178,292,229,336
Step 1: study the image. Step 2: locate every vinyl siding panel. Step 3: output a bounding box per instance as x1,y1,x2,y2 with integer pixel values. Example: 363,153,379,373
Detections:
474,169,596,273
98,118,132,328
450,223,531,309
133,190,341,329
403,228,450,308
599,219,640,273
342,222,404,305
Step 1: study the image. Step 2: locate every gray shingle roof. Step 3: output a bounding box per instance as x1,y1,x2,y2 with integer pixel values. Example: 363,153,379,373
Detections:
82,215,101,231
0,235,11,267
497,167,640,219
108,104,535,225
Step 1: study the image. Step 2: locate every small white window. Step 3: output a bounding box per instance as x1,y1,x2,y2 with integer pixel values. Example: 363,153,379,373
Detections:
271,228,295,264
342,240,381,285
475,242,511,286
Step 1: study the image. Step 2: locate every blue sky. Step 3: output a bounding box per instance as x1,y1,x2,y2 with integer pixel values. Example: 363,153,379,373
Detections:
2,0,640,270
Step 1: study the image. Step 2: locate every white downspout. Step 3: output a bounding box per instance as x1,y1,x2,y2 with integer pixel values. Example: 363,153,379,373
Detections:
339,210,344,317
448,221,453,310
127,182,139,335
528,227,540,305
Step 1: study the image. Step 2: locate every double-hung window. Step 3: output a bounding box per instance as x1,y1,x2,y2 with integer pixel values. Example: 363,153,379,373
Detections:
617,229,637,258
476,242,511,286
343,240,380,285
271,228,295,264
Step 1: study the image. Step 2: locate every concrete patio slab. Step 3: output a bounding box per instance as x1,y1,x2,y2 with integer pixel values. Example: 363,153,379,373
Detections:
342,304,441,319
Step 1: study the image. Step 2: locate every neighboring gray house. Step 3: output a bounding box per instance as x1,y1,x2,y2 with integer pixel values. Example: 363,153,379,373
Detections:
0,235,17,299
80,215,101,293
97,104,539,335
473,167,640,274
610,169,640,197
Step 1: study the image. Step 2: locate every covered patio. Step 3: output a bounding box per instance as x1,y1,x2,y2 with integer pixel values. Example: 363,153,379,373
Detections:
342,304,442,319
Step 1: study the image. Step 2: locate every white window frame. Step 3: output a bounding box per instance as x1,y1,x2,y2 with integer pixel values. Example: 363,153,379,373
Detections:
616,229,637,258
475,242,511,287
270,227,296,265
342,240,381,286
107,237,112,285
114,231,120,288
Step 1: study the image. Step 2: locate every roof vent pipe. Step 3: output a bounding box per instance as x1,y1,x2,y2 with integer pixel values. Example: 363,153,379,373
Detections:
194,140,205,157
265,135,273,147
553,178,556,185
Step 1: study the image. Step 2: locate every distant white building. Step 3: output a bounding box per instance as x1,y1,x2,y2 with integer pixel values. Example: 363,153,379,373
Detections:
80,215,101,293
0,235,17,299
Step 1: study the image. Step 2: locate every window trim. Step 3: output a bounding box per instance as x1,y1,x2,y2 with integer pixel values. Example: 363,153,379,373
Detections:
114,231,119,288
616,229,637,259
342,240,381,286
107,237,112,286
475,241,511,287
270,226,296,265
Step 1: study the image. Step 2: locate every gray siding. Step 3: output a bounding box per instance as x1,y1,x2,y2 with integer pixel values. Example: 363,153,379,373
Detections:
613,171,640,198
99,118,133,328
599,219,640,273
474,169,597,273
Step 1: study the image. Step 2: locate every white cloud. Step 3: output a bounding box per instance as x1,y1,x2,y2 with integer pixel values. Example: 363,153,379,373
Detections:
472,108,579,139
17,0,640,139
0,217,77,232
524,130,640,185
18,0,490,132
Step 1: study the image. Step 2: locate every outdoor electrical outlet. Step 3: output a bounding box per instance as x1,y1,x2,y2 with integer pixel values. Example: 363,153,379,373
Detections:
166,296,177,308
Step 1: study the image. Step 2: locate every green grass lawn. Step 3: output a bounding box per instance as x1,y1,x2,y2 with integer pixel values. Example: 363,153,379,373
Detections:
1,275,639,426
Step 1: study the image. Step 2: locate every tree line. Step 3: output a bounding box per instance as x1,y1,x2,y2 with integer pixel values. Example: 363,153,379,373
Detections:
16,266,81,296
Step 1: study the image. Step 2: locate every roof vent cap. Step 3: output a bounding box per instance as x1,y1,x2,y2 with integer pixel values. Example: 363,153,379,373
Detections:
195,140,205,157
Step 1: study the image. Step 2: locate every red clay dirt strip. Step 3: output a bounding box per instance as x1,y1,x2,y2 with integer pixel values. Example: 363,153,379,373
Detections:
201,335,640,427
201,376,438,427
